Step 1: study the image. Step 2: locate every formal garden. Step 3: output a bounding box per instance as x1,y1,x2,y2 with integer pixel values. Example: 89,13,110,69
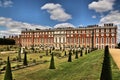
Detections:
0,45,120,80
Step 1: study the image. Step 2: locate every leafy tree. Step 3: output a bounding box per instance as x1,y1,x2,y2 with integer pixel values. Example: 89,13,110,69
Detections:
100,45,112,80
0,38,15,45
49,52,55,69
4,56,13,80
23,51,28,66
75,50,78,59
68,50,72,62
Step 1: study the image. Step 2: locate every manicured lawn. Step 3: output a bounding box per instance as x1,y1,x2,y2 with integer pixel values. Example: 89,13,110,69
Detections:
0,50,120,80
18,50,103,80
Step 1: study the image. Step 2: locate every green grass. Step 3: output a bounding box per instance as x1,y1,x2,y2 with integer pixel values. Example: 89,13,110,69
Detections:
22,50,103,80
7,50,119,80
0,50,120,80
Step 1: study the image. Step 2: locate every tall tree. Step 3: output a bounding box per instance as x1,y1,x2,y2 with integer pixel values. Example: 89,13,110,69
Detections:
23,51,28,66
49,52,55,69
68,50,72,62
100,45,112,80
91,30,94,50
4,56,13,80
75,50,78,59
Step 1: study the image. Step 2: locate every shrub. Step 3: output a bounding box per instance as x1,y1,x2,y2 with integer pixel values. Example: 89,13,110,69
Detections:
16,64,21,68
53,52,61,57
39,55,43,59
0,58,3,60
60,47,62,51
33,59,36,63
0,61,3,65
12,58,17,61
1,66,6,71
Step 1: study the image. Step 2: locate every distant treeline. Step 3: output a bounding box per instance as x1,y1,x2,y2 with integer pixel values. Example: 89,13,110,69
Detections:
0,38,15,45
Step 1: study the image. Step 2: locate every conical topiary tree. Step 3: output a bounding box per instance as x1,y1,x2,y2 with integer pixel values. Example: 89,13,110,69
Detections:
49,49,52,53
68,50,72,62
73,49,75,54
49,52,55,69
75,50,78,59
52,46,55,50
88,49,90,53
23,51,28,66
4,56,13,80
46,49,48,56
64,51,67,56
85,49,87,55
80,49,83,57
31,45,35,52
100,45,112,80
18,47,22,62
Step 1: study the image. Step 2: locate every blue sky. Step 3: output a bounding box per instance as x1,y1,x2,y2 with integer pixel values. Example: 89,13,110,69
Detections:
0,0,120,41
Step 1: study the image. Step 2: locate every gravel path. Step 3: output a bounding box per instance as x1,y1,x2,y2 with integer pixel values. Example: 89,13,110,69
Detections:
109,49,120,70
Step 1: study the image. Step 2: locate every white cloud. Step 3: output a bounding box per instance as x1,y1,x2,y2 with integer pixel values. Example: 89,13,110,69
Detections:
99,10,120,42
92,15,96,18
99,10,120,25
54,23,75,28
88,0,115,13
41,3,72,21
0,0,13,7
0,29,20,38
0,17,51,37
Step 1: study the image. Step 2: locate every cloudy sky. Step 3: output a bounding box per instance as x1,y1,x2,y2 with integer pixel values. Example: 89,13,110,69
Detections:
0,0,120,41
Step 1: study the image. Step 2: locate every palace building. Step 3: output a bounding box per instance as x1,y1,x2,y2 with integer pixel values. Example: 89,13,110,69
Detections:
12,23,117,49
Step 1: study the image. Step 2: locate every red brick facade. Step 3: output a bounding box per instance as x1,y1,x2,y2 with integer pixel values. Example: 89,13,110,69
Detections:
15,23,117,49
